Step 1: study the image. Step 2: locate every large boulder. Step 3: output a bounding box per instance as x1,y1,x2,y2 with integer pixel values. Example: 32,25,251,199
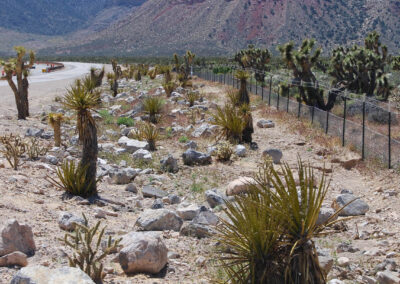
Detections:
10,266,95,284
119,231,168,275
0,220,36,257
332,194,369,216
58,212,85,231
118,136,149,153
182,149,212,166
226,177,257,196
136,209,183,231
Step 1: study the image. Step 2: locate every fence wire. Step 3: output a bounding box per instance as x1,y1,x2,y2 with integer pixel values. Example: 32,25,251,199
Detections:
194,68,400,169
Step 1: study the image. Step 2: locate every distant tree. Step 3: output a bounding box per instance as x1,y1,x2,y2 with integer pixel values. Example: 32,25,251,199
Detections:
111,59,122,97
1,46,35,119
234,44,271,85
278,39,337,111
329,31,391,100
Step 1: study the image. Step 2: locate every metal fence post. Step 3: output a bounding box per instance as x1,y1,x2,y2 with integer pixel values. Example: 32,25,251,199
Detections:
342,97,347,147
262,83,264,101
389,112,392,169
325,109,329,134
362,101,366,160
311,105,315,124
287,86,290,113
224,73,226,85
268,76,272,106
277,88,280,110
255,78,258,95
298,100,301,118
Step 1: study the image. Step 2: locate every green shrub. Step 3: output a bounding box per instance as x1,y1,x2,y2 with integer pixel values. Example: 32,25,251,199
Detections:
179,135,189,143
117,116,134,127
217,158,344,283
215,141,233,162
0,134,26,170
48,160,100,197
98,110,114,125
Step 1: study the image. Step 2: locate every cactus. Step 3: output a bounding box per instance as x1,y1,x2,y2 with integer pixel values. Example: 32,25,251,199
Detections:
278,39,337,111
111,59,122,97
234,44,271,85
329,31,390,100
90,67,105,88
173,51,195,86
63,214,121,283
0,134,26,170
63,79,100,196
1,46,35,119
48,113,64,147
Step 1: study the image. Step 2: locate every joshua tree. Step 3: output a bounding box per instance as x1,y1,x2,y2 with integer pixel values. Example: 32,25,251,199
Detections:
63,79,100,196
235,70,250,105
234,44,271,85
90,67,105,88
329,31,390,100
111,59,122,97
48,113,64,147
278,39,337,111
1,46,35,119
393,54,400,71
173,51,195,85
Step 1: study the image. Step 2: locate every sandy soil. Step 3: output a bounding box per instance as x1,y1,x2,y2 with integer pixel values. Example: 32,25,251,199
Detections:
0,75,399,283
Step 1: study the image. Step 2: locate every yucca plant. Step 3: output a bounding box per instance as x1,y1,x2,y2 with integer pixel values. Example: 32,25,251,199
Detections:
217,158,345,284
63,213,121,283
235,70,250,105
63,79,99,196
49,160,100,197
48,113,64,147
142,96,164,124
211,104,245,143
163,81,175,97
133,122,159,151
159,65,172,83
217,164,285,283
239,104,254,144
227,89,240,106
111,59,122,97
148,68,157,79
185,91,199,107
134,70,142,81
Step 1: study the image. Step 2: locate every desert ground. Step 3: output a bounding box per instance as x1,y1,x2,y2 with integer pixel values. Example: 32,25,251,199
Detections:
0,68,400,284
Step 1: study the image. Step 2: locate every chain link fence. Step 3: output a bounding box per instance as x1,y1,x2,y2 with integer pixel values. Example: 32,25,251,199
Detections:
193,67,400,169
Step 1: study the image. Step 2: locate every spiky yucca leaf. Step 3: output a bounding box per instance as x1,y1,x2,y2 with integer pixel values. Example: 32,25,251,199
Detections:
48,160,99,197
133,122,159,151
142,96,164,123
211,104,245,143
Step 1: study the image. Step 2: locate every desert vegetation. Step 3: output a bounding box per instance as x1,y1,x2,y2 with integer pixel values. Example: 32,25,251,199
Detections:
1,35,400,284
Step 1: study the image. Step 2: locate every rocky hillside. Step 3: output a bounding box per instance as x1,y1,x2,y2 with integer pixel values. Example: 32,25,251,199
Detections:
1,0,400,56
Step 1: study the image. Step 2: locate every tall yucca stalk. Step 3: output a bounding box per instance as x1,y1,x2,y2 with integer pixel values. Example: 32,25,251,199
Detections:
48,113,64,147
63,79,100,196
235,70,250,105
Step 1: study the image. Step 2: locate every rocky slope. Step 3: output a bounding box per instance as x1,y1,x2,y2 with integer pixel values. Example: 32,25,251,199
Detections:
1,0,400,56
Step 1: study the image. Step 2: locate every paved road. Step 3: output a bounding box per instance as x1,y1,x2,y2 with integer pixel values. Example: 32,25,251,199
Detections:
0,62,103,117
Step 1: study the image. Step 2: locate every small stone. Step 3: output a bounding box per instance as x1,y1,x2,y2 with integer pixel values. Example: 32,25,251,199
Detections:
226,177,257,196
0,251,28,267
235,145,246,157
257,119,275,128
94,208,107,219
177,204,200,221
337,256,350,267
58,212,85,231
196,256,206,266
151,199,164,210
142,185,167,198
125,183,138,193
262,148,283,164
136,209,183,231
168,194,181,204
332,194,369,216
132,149,153,162
376,271,400,284
205,190,224,208
160,155,179,173
182,149,212,166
